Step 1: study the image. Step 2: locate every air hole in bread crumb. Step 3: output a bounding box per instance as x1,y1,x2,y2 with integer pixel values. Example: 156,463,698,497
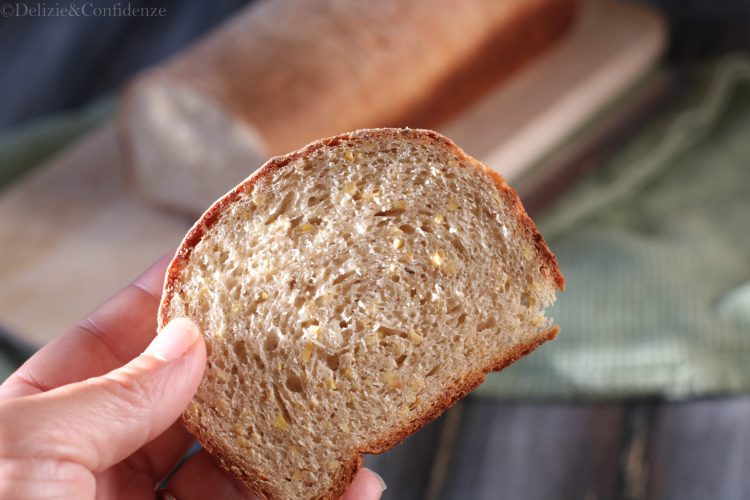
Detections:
332,270,355,285
477,317,497,331
252,353,265,369
265,192,296,225
399,223,415,234
374,207,406,217
450,237,467,256
289,216,303,230
325,353,340,371
286,374,304,393
307,195,325,207
272,384,294,425
264,331,280,352
446,299,461,315
377,326,404,337
339,320,348,328
426,365,440,377
395,354,407,367
232,341,247,361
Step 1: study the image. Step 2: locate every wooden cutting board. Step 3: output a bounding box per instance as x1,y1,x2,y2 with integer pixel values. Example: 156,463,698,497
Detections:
0,0,665,347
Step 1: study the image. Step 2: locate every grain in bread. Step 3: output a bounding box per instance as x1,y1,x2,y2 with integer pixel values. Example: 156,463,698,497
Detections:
159,128,563,499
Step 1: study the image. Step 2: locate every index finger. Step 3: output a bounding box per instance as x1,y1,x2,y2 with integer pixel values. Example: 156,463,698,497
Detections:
0,252,173,399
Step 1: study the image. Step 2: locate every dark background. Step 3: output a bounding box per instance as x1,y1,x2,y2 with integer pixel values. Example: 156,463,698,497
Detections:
0,0,748,131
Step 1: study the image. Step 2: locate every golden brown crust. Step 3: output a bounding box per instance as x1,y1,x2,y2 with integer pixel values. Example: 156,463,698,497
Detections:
160,128,563,499
389,0,580,127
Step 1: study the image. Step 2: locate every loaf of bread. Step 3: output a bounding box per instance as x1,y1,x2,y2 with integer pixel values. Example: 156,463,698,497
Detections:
159,128,563,499
122,0,579,214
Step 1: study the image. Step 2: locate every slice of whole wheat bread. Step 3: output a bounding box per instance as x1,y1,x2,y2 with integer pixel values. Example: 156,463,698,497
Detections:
158,128,563,499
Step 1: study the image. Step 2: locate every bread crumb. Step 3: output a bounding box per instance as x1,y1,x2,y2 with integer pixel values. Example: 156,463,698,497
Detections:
408,331,423,344
343,181,357,195
214,368,230,382
410,377,425,392
339,422,350,433
392,237,404,249
292,470,304,481
300,222,316,233
433,214,444,224
326,377,337,390
252,193,266,207
447,199,459,211
344,150,355,161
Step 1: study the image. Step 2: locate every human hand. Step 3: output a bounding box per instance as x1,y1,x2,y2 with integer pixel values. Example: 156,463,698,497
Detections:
0,254,385,499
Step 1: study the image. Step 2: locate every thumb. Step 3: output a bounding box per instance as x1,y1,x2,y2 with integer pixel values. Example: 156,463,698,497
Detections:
0,318,206,472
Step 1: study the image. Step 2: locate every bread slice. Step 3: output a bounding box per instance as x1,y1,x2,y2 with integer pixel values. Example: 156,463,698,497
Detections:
158,128,563,499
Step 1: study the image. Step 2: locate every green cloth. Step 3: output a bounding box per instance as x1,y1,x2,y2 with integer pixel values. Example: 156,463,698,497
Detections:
479,55,750,399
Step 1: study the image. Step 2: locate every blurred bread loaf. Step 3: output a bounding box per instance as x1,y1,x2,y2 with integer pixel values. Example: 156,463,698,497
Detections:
122,0,579,214
159,128,564,499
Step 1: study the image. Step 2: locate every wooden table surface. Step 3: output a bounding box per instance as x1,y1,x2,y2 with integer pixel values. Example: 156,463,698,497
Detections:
366,396,750,500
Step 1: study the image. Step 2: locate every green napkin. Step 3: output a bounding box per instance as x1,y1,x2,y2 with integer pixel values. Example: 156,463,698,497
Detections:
479,55,750,399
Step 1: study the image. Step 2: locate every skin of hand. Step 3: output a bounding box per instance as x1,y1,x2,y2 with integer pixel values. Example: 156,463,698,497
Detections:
0,254,385,500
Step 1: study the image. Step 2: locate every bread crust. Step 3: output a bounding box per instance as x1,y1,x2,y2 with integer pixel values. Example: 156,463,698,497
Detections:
390,0,579,127
159,128,563,499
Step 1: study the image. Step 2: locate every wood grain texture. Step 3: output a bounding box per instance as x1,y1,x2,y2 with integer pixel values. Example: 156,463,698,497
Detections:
437,398,625,500
647,396,750,500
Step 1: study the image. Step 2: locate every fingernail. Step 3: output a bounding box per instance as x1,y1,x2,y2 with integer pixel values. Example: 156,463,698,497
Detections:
371,471,387,492
144,318,200,361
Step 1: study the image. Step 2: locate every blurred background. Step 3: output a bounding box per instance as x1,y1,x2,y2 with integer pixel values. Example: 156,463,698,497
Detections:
1,0,749,498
